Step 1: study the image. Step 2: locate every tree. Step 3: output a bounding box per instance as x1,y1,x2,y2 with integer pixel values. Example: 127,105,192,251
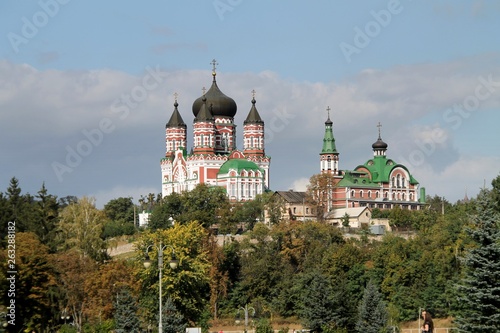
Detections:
299,270,338,332
58,196,108,261
306,173,337,219
103,197,136,237
34,182,60,251
0,232,58,332
355,280,388,333
115,288,141,333
161,297,187,333
136,222,211,324
454,188,500,332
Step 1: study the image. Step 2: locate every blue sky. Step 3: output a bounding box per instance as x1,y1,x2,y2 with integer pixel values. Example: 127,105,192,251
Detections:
1,0,500,207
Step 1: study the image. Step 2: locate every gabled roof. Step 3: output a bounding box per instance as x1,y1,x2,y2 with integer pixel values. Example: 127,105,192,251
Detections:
324,207,370,219
274,190,306,203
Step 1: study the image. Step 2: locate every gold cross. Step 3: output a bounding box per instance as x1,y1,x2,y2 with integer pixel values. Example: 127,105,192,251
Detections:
173,92,178,102
326,106,331,119
377,122,382,137
202,86,206,95
251,89,256,99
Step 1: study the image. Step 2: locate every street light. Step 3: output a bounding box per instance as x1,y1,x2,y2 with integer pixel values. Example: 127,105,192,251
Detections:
143,240,179,333
60,309,71,326
236,304,255,333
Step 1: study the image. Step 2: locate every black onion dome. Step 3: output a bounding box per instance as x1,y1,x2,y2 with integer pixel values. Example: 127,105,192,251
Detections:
192,73,237,118
195,96,214,122
325,116,333,126
244,97,264,124
166,101,186,128
372,135,388,149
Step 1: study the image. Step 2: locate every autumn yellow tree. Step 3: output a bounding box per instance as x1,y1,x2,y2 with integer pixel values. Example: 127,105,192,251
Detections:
58,196,108,261
136,221,211,325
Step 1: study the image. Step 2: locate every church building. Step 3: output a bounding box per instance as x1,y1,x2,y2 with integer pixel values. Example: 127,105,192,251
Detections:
318,107,426,211
160,61,271,201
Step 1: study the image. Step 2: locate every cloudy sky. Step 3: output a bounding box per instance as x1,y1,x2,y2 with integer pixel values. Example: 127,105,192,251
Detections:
1,0,500,207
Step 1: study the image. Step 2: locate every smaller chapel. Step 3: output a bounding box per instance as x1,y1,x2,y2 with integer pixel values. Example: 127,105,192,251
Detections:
319,108,426,211
160,61,271,201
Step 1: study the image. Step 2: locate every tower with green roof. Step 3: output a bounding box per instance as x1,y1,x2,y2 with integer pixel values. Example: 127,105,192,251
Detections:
320,107,340,175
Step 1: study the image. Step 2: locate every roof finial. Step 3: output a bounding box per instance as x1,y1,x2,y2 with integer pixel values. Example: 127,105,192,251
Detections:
377,122,382,139
326,106,331,119
202,86,206,95
251,89,256,99
211,59,218,79
173,92,178,108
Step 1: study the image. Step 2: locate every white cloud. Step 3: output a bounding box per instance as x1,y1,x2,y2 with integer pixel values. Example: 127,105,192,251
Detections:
1,55,499,203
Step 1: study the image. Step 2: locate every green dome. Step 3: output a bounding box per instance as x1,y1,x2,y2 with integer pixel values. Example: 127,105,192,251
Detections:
218,159,262,175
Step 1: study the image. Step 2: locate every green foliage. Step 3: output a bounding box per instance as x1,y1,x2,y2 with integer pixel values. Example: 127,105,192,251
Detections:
58,197,109,261
255,318,274,333
355,280,388,333
115,288,141,332
137,223,211,324
299,270,338,332
161,297,187,333
454,188,500,332
102,197,137,238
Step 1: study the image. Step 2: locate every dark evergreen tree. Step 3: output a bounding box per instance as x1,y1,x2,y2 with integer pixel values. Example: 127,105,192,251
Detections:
299,270,338,332
114,288,141,333
34,182,60,251
355,280,388,333
161,297,186,333
454,188,500,332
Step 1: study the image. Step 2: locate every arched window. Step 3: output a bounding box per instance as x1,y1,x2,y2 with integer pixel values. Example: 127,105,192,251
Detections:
368,190,372,198
376,191,380,198
391,177,395,187
360,190,364,198
351,190,355,198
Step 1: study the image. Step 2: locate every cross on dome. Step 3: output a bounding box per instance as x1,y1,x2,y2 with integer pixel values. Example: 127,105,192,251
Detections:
211,59,218,76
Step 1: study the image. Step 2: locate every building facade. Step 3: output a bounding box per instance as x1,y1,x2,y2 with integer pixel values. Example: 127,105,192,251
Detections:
317,109,426,211
161,61,271,201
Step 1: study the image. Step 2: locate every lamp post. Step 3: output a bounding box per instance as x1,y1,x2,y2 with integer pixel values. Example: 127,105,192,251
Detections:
60,309,71,326
143,240,179,333
236,304,255,333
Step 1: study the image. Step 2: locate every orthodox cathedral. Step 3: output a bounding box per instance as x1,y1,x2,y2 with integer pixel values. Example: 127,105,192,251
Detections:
319,108,426,211
160,61,270,201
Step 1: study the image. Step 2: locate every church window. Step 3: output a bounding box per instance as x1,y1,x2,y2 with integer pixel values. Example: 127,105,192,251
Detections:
327,156,332,170
368,190,372,198
402,193,406,201
360,190,364,198
410,192,413,201
391,177,395,187
351,190,355,198
293,207,296,214
376,191,380,198
402,177,406,188
397,174,401,188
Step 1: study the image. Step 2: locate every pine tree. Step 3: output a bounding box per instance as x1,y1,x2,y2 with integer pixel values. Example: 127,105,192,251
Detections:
355,280,388,333
161,297,186,333
114,288,141,333
454,188,500,332
299,270,338,332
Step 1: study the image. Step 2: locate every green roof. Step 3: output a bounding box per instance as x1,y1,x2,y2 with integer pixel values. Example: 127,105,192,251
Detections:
218,158,262,175
355,156,419,184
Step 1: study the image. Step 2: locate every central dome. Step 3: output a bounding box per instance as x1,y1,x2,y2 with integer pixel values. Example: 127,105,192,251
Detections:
192,73,237,118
